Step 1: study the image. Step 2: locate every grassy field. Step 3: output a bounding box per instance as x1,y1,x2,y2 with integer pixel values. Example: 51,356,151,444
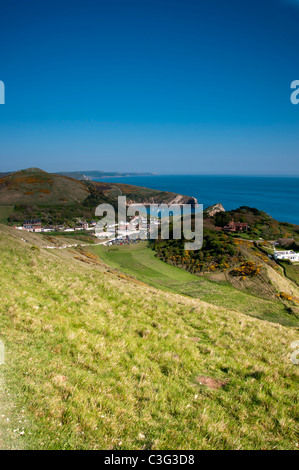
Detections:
91,243,299,327
0,226,298,450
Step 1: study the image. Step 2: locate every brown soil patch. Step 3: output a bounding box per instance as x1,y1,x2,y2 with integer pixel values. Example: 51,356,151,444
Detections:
196,375,228,390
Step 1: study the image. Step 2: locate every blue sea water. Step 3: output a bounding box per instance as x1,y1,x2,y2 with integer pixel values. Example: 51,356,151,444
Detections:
95,175,299,225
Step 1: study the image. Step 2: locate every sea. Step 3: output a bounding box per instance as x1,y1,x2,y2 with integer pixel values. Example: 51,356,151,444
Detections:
95,175,299,226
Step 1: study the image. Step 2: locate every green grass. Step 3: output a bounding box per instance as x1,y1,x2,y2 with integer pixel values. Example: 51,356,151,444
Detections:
0,206,14,223
48,231,96,242
0,226,298,450
92,243,298,327
278,260,299,287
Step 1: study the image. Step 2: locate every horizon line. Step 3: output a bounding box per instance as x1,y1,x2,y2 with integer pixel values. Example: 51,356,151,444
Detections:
2,169,299,178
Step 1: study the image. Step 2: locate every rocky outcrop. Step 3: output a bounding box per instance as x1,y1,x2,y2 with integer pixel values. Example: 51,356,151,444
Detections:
167,194,198,206
141,194,198,206
204,203,225,217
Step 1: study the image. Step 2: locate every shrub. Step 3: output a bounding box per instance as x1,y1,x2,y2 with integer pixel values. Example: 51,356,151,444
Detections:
229,261,261,277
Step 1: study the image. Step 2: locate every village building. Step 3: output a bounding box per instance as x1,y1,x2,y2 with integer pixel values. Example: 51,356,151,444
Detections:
23,220,42,232
95,231,109,238
75,220,89,230
54,225,65,231
274,250,299,262
223,219,249,232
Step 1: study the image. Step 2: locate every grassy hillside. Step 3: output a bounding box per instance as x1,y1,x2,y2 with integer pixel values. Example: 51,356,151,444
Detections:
278,260,299,287
0,168,195,227
0,225,298,449
0,206,14,223
92,243,299,327
0,168,89,206
207,206,299,241
153,221,299,312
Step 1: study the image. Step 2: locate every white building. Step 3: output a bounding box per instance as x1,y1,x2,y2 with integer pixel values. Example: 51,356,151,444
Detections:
95,231,109,239
274,250,299,262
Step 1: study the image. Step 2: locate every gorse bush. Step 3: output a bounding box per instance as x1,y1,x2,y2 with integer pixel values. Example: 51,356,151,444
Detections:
229,261,262,277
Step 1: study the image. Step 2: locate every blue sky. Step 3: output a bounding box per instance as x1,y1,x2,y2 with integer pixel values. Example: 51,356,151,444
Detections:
0,0,299,174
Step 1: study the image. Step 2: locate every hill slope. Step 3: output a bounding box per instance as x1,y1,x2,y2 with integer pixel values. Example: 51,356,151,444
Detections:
0,225,298,449
0,168,196,225
0,168,89,205
91,243,299,327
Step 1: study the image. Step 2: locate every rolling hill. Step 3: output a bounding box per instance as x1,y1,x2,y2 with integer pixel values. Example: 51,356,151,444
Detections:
0,168,89,205
0,224,298,450
0,168,196,226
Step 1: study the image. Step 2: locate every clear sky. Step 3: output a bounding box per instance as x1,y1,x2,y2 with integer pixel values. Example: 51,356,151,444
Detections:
0,0,299,174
